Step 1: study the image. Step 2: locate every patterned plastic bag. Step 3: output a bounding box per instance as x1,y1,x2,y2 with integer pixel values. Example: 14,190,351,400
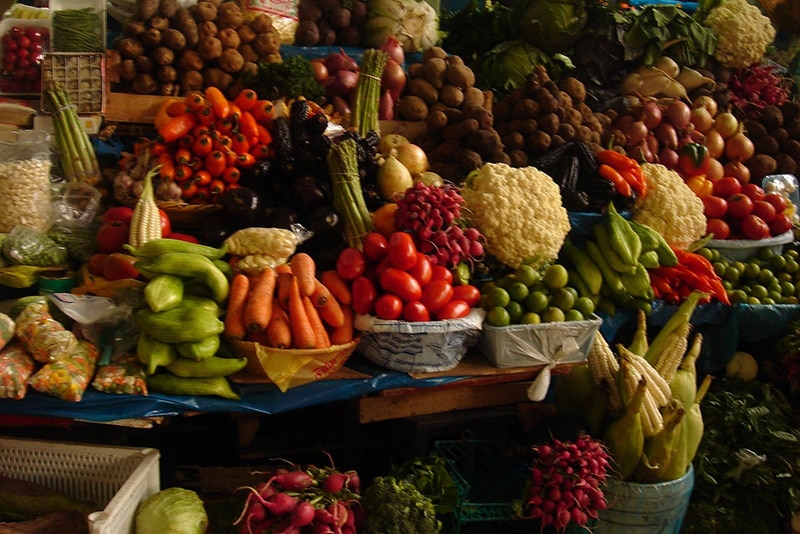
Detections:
0,342,36,400
92,353,148,396
15,299,78,363
28,340,99,402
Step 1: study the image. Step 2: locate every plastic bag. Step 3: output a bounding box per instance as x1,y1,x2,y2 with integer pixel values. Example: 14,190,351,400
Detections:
0,312,14,352
241,0,298,43
50,181,102,230
0,131,54,234
0,342,36,400
15,299,79,363
92,353,148,395
2,226,68,266
28,340,99,402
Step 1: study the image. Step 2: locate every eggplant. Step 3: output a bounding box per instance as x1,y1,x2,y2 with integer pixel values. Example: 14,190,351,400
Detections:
219,186,265,228
264,206,300,230
302,206,340,239
287,175,328,212
199,216,233,248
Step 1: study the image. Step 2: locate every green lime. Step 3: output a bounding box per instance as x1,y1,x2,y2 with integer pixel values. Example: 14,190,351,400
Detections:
574,296,596,317
770,254,787,271
744,262,761,279
525,291,550,313
723,267,740,284
564,309,585,322
778,272,794,283
565,286,579,301
713,262,727,277
515,264,541,287
784,295,799,304
481,281,497,294
758,247,777,262
487,306,511,327
762,297,777,305
750,285,768,299
730,289,748,304
722,280,734,291
787,249,799,259
758,268,776,286
697,247,714,261
769,290,783,302
551,287,576,311
520,312,541,324
731,261,746,274
541,306,566,323
485,287,511,309
506,301,524,323
746,296,762,305
786,258,799,274
497,274,517,289
543,264,570,290
507,281,530,303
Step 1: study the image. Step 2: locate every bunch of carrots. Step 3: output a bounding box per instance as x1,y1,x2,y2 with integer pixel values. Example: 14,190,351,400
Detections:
649,247,730,305
596,149,648,199
224,252,355,350
140,86,276,204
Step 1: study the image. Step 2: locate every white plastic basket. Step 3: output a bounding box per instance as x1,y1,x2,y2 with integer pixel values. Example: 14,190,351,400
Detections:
0,437,160,534
707,230,793,261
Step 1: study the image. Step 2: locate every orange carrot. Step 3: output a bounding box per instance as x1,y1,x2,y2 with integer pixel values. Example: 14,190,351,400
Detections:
329,305,354,346
276,271,294,310
224,273,251,339
243,267,276,333
320,270,351,305
275,263,293,275
288,277,317,350
311,279,345,328
266,299,292,349
303,296,331,349
291,253,317,297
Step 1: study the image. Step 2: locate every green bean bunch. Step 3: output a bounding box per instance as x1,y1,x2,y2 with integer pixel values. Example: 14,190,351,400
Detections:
53,8,102,52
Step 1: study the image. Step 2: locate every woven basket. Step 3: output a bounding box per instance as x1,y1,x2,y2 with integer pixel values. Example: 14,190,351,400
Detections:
114,188,222,228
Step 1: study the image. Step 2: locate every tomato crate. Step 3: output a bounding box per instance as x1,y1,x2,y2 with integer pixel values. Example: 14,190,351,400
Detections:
0,437,160,534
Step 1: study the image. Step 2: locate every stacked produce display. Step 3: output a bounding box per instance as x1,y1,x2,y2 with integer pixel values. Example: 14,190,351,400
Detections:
1,0,800,531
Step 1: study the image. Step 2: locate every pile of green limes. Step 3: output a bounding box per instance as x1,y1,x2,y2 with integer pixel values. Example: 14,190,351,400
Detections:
480,263,596,327
697,246,800,305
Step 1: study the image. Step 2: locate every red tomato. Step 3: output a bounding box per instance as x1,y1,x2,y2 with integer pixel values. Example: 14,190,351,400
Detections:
430,265,454,284
751,200,776,223
103,253,140,281
408,253,432,287
768,213,794,236
387,232,418,270
403,301,431,322
380,267,422,302
726,193,754,219
351,276,377,315
421,279,454,313
741,183,766,202
362,232,389,263
706,218,730,240
436,299,471,320
96,220,130,253
740,214,770,240
166,232,200,243
102,206,135,225
765,193,788,214
451,284,481,307
712,176,742,198
86,253,109,276
702,195,727,219
337,247,367,281
159,209,172,237
374,294,403,320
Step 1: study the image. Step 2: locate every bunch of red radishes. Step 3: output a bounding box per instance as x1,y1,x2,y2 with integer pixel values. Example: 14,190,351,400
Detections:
518,434,610,532
394,181,486,269
234,464,362,534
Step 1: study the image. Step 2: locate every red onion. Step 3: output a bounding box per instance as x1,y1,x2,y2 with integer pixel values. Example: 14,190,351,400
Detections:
379,35,404,66
323,48,359,74
379,89,394,120
381,58,406,101
324,69,359,98
641,100,662,130
658,146,679,169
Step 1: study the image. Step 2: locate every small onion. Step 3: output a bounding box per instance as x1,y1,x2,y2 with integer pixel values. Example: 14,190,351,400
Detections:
714,112,739,139
381,59,406,101
704,129,725,159
625,120,648,147
665,100,691,129
641,100,662,130
379,35,404,66
655,122,678,149
690,107,713,133
394,143,429,175
724,160,751,184
659,147,679,169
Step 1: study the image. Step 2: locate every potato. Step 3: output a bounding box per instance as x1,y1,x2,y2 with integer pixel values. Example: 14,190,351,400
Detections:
218,48,245,74
218,27,241,49
398,95,429,121
139,28,161,49
173,8,199,47
559,76,586,105
192,1,218,22
156,64,177,83
117,37,145,59
746,154,778,181
502,132,525,151
422,46,447,62
197,37,223,61
442,118,479,140
238,44,259,63
148,16,169,31
408,78,438,104
462,87,485,110
119,59,137,82
249,14,273,34
134,55,155,72
132,72,157,94
159,0,180,18
162,28,186,51
465,129,502,155
135,0,160,21
252,32,280,56
179,70,204,93
754,135,779,155
156,82,176,96
151,46,175,66
408,63,425,79
123,20,146,38
426,109,448,133
423,58,447,89
177,50,204,71
439,84,464,108
203,67,234,91
198,21,218,39
217,2,244,29
445,65,475,90
538,113,560,135
526,130,551,154
511,99,540,120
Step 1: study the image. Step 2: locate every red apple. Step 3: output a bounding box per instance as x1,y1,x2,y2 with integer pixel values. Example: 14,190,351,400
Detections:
726,193,754,219
103,253,140,281
751,200,777,223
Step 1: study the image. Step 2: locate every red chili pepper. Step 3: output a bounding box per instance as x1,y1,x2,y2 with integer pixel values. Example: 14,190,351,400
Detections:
236,152,256,169
255,123,273,146
209,178,226,196
215,117,235,136
250,100,274,124
204,151,226,178
599,164,632,197
184,92,207,111
181,180,198,199
597,150,637,170
174,147,193,166
250,143,272,160
157,153,175,181
174,163,193,183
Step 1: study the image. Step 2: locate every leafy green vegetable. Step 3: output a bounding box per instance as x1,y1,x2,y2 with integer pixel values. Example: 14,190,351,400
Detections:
682,378,800,533
476,40,554,93
440,0,515,64
244,55,325,103
135,487,208,534
622,5,716,67
389,454,459,514
513,0,589,54
361,476,442,534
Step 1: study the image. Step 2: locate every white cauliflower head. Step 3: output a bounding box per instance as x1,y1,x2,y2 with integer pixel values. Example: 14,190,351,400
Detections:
705,0,776,68
460,162,571,268
633,163,706,249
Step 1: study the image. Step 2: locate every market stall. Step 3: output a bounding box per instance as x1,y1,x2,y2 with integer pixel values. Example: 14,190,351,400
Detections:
1,0,800,532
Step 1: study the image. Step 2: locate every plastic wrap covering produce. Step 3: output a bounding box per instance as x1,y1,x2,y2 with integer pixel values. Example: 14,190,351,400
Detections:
0,131,54,234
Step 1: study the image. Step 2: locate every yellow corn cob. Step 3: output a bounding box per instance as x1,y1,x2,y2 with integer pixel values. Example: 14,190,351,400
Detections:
662,374,713,481
603,369,646,481
129,166,163,249
645,290,703,368
621,345,671,407
670,332,703,408
654,321,692,383
587,331,622,411
635,399,686,483
621,360,664,438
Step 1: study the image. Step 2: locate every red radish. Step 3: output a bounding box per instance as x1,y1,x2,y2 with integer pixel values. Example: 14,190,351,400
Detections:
274,470,314,491
326,502,349,527
323,472,349,493
315,507,336,525
344,470,360,493
290,501,315,527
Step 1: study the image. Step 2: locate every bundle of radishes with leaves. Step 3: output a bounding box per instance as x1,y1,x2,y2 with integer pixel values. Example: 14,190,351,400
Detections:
233,463,362,533
513,434,611,532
